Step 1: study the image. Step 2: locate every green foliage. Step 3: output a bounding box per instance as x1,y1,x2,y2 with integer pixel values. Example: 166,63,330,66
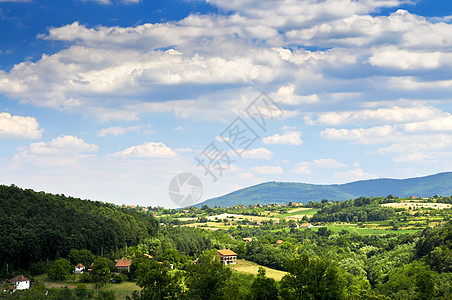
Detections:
47,258,71,281
415,220,452,272
135,259,181,299
250,267,278,300
279,254,345,300
91,257,111,289
185,249,232,300
0,184,159,275
67,249,95,267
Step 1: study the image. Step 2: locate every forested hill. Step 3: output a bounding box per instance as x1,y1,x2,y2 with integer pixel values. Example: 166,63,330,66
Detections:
198,172,452,207
0,184,159,272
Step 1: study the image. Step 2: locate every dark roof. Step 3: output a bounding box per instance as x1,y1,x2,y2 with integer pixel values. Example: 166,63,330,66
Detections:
10,275,30,282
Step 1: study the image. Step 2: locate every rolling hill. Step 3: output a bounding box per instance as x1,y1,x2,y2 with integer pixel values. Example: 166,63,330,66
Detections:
196,172,452,207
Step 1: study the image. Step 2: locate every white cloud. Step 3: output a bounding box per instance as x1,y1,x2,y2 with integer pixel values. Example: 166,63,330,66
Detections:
262,131,302,145
231,147,273,160
290,158,347,174
112,142,176,158
321,125,396,144
98,125,141,137
403,115,452,132
251,165,283,175
291,162,312,174
333,168,378,182
306,106,447,126
29,135,98,155
369,48,452,70
0,112,43,139
311,158,347,168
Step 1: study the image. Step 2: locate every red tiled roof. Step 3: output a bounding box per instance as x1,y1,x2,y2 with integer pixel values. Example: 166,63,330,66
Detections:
75,264,85,268
115,259,132,267
217,249,237,256
10,275,30,282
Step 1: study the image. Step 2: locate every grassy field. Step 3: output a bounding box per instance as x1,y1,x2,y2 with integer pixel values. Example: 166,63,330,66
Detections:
229,259,287,281
34,273,141,293
274,208,319,218
303,224,424,235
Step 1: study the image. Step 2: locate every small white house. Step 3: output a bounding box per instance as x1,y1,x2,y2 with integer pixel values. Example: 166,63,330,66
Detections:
10,275,31,291
74,264,85,274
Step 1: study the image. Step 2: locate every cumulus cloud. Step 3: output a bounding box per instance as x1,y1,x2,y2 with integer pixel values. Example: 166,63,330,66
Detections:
112,142,176,158
98,125,141,137
321,125,396,144
251,165,283,175
232,147,273,160
0,112,43,139
305,106,447,126
262,131,302,145
291,158,347,174
333,168,378,182
29,135,98,155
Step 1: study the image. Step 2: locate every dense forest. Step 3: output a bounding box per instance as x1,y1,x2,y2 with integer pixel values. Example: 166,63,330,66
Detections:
0,184,159,277
1,184,452,299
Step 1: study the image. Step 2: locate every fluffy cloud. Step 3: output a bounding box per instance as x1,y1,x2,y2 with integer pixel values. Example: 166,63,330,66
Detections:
234,147,273,160
306,106,448,126
98,125,141,137
29,135,98,155
251,165,283,175
112,142,176,158
333,168,378,182
262,131,302,145
0,112,43,139
291,158,347,174
321,125,396,144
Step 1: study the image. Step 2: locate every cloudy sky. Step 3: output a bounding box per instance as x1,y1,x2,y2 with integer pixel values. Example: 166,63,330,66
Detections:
1,0,451,208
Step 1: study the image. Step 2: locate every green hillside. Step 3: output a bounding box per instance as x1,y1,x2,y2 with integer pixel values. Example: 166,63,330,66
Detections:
197,172,452,207
0,184,159,273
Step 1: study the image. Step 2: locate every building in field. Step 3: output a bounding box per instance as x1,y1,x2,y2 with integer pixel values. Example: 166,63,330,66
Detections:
74,264,85,274
115,259,132,272
10,275,30,291
217,249,237,265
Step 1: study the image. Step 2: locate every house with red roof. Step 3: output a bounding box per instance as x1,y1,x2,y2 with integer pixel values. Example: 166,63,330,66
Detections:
10,275,30,291
217,249,237,265
74,264,85,274
115,259,132,272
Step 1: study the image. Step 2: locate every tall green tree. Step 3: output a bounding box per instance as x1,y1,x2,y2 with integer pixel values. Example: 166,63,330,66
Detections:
185,249,232,300
47,258,72,281
135,259,181,299
279,254,345,300
250,267,278,300
91,257,111,289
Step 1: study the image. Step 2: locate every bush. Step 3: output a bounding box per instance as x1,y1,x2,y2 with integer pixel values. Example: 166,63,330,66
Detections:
112,273,127,283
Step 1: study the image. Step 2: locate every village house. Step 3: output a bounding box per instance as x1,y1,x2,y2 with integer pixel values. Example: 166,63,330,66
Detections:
300,223,314,228
115,259,132,272
276,240,284,244
242,237,253,242
10,275,30,291
74,264,85,274
217,249,237,265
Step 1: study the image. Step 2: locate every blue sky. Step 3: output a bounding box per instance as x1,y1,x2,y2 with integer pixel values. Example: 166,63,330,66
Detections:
1,0,452,208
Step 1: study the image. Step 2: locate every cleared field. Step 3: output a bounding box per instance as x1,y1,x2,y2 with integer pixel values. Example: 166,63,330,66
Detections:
381,202,452,209
274,208,319,218
229,259,287,281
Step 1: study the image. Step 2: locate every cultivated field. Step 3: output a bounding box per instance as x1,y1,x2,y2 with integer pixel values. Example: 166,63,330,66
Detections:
229,259,287,281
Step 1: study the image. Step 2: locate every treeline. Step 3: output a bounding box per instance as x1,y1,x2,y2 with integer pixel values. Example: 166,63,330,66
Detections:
310,197,396,223
0,184,159,278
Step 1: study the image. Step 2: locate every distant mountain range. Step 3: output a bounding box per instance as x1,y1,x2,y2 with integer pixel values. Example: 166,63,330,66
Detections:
196,172,452,208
